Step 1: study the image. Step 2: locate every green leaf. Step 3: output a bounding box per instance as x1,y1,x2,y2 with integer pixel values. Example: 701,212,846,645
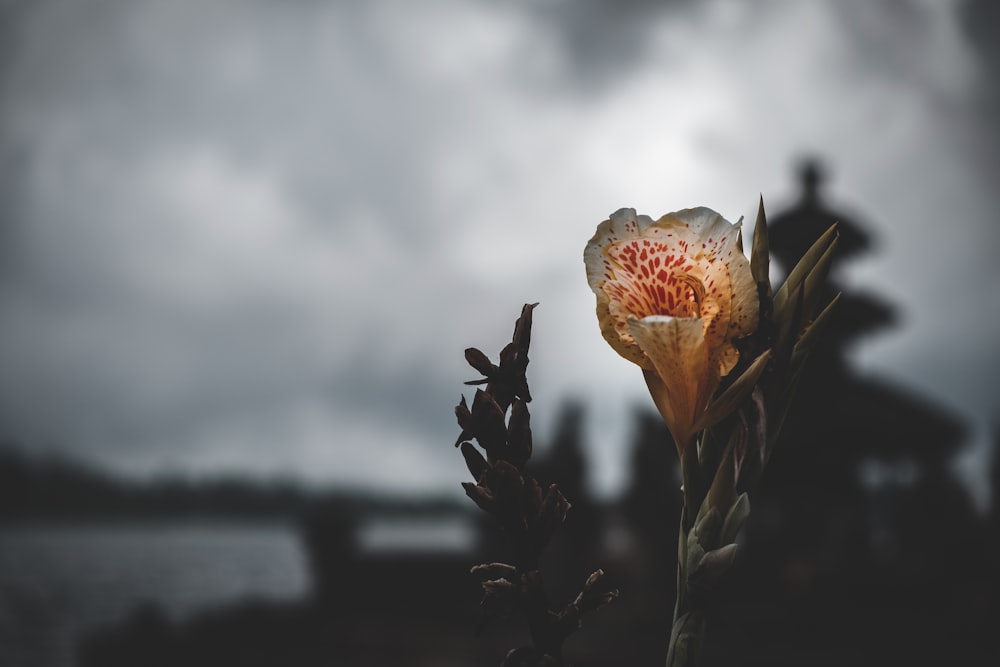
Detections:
801,236,838,317
750,196,770,290
772,282,805,364
766,361,808,456
792,292,841,368
691,507,721,552
666,611,706,667
694,349,772,432
685,540,706,581
681,439,705,528
720,492,750,546
691,543,738,585
705,437,738,523
773,224,838,319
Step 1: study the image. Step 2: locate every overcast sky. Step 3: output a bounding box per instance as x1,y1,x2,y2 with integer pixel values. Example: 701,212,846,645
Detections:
1,0,997,503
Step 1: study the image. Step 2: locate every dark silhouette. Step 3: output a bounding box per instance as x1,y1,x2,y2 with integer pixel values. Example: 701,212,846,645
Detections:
715,158,991,665
531,400,607,606
769,159,869,272
771,159,895,353
613,409,684,661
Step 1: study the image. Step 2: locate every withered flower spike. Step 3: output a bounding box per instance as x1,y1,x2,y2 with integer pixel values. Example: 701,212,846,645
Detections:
463,481,496,514
532,484,571,546
465,347,497,377
491,460,527,522
470,389,508,457
574,587,620,615
454,395,473,447
507,399,533,468
481,577,516,594
562,571,619,628
471,562,518,577
479,578,520,620
488,303,537,406
583,568,605,590
455,304,616,662
592,591,620,610
461,441,489,481
523,476,545,517
510,303,537,361
496,341,532,403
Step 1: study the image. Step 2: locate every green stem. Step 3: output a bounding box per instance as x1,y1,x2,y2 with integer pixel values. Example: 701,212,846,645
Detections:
666,512,708,667
680,440,702,530
669,439,709,667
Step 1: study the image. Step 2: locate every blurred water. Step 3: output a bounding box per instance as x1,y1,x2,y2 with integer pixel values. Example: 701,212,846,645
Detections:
0,521,310,667
356,516,476,554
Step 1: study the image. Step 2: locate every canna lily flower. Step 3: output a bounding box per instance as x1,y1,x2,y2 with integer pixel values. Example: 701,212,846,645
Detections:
585,207,759,453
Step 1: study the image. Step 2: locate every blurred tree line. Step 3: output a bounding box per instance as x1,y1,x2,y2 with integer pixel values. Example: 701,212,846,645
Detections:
0,445,461,520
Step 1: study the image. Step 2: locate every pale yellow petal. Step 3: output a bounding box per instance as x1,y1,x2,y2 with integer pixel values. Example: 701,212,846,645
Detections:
652,207,737,253
714,342,740,377
628,315,716,447
584,208,655,294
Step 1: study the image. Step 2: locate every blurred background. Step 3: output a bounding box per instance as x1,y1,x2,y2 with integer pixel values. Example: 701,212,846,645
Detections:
0,0,998,665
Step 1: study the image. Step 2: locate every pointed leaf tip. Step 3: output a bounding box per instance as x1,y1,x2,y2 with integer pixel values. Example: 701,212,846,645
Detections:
720,492,750,545
691,543,739,587
791,291,842,366
465,347,495,376
774,223,838,317
750,197,770,289
695,349,772,432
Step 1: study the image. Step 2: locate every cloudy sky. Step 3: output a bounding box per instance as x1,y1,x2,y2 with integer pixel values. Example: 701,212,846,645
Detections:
0,0,997,502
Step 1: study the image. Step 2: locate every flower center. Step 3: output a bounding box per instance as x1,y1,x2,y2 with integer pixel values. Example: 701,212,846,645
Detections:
673,272,706,317
602,239,710,327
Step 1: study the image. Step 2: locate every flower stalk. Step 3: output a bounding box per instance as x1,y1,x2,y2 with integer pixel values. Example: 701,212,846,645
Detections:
585,198,839,666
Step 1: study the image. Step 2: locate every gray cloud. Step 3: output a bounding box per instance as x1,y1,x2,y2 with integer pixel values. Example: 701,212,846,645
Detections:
0,0,996,501
522,0,692,90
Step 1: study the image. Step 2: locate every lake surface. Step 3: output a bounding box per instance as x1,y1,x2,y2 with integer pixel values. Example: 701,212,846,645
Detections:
0,521,310,667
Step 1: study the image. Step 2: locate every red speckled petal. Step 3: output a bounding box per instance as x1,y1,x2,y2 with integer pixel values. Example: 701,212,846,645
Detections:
585,208,657,367
585,205,757,378
668,208,757,339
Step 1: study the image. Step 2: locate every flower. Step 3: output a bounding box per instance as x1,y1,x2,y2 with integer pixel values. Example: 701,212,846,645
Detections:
584,207,758,452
